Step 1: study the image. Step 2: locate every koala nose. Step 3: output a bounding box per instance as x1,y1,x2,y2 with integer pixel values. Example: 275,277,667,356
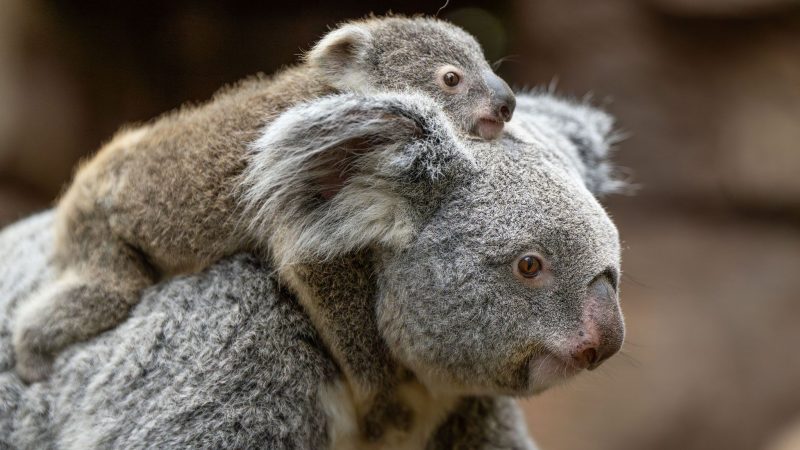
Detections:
569,275,624,370
498,102,513,122
571,338,611,370
494,92,515,123
484,71,516,122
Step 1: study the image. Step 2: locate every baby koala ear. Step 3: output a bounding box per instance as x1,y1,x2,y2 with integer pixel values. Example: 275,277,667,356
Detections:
241,92,473,266
306,23,372,92
512,92,626,196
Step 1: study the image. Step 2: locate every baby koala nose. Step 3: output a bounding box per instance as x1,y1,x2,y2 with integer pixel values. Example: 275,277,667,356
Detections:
498,99,514,122
484,71,516,122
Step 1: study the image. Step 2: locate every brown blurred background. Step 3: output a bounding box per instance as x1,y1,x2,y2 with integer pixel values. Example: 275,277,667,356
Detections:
1,0,799,448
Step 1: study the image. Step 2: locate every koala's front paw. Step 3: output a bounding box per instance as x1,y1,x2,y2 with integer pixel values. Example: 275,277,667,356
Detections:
12,286,69,383
13,341,54,384
12,316,57,383
12,326,53,383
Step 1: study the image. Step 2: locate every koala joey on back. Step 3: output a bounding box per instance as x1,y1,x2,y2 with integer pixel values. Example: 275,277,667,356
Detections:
11,15,515,383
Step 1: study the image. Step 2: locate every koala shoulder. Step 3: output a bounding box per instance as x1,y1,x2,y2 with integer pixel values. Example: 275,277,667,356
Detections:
46,253,335,447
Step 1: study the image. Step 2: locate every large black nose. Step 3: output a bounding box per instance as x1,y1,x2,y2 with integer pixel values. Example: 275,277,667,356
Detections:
485,71,516,122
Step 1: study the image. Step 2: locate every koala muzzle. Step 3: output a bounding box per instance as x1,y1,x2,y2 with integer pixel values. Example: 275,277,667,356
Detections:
570,276,624,371
484,71,516,122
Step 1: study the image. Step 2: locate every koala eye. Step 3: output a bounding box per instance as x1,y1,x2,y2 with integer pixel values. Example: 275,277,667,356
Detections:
517,255,542,278
443,71,460,87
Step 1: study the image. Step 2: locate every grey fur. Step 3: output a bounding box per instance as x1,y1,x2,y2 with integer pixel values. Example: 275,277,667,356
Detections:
0,213,534,449
1,90,623,448
11,15,516,384
0,212,338,449
511,91,624,195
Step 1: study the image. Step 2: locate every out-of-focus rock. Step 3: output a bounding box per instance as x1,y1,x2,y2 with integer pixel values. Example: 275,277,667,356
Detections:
0,186,45,227
765,416,800,450
0,0,87,198
511,0,726,201
509,0,800,212
0,0,22,153
648,0,800,18
717,35,800,209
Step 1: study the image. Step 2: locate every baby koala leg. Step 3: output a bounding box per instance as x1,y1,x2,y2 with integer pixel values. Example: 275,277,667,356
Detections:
12,241,155,383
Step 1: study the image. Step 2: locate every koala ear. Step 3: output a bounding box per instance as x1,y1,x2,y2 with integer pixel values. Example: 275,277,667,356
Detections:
241,92,472,266
512,92,625,196
305,24,372,91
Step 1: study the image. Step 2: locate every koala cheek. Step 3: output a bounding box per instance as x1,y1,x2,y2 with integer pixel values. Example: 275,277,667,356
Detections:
374,288,435,373
375,291,406,353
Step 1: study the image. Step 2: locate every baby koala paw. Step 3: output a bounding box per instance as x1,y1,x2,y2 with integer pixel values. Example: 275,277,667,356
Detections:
12,325,55,384
14,347,54,384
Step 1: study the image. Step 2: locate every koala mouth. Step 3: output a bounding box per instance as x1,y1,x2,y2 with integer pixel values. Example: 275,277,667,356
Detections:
526,352,583,392
473,117,505,140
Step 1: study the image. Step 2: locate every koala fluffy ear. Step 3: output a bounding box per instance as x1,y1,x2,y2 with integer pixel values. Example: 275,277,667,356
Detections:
241,92,472,266
305,24,372,92
512,92,625,196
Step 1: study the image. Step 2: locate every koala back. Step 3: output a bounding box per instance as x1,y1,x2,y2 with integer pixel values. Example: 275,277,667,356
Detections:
0,212,337,448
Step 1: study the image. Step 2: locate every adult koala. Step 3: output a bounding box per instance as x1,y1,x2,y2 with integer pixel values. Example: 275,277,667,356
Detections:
0,90,624,449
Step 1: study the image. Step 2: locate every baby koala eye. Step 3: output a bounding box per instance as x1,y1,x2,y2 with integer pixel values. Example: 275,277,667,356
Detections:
517,255,542,278
436,65,465,92
443,71,460,87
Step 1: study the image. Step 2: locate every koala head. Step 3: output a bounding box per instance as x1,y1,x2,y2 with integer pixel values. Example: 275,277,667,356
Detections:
305,16,516,140
242,91,624,397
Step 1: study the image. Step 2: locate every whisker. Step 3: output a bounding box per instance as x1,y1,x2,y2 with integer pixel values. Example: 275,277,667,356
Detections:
615,350,642,368
621,272,656,290
622,339,644,349
435,0,450,17
533,353,552,383
547,76,560,94
492,55,520,71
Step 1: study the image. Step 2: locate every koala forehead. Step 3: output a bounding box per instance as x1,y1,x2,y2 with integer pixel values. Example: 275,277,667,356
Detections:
363,17,490,77
418,136,621,281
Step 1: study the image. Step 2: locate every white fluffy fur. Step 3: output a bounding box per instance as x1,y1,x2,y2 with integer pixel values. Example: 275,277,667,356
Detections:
319,378,460,450
512,91,626,195
306,24,375,93
239,92,471,268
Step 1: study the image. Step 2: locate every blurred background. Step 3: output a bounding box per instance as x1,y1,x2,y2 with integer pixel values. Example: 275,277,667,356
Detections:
1,0,799,448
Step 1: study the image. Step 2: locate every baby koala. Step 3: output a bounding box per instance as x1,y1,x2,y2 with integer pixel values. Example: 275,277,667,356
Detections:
12,15,516,383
